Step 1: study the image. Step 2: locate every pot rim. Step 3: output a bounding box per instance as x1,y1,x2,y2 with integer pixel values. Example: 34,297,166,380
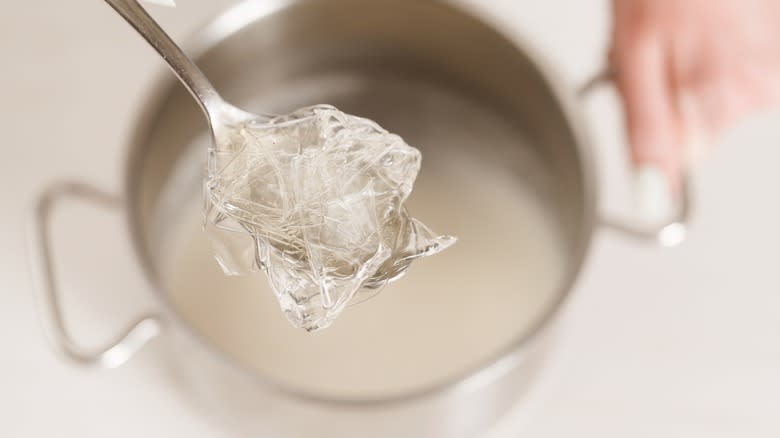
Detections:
123,0,598,408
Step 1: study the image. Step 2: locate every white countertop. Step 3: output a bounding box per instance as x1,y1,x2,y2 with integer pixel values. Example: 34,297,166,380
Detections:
2,1,779,436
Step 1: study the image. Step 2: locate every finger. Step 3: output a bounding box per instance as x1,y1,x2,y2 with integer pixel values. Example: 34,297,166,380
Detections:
614,30,683,193
677,90,712,166
682,65,744,132
725,59,780,119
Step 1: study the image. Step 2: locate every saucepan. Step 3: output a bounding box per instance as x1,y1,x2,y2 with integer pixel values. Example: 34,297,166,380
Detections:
30,0,691,437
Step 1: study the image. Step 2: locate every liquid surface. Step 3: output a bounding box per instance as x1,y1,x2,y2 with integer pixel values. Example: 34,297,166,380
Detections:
160,143,567,398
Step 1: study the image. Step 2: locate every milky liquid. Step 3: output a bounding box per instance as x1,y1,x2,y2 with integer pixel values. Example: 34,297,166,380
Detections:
160,146,567,399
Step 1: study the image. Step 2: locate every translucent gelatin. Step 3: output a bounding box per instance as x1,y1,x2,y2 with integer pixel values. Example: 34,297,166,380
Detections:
204,105,455,331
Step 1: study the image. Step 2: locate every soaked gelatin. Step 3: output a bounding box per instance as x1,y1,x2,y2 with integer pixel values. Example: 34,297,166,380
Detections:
204,105,455,331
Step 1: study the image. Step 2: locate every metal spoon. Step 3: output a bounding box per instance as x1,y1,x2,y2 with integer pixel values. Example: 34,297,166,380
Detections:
104,0,257,142
103,0,438,323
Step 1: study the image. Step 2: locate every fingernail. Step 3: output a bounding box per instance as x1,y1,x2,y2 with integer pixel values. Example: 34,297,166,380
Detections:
142,0,176,6
635,164,674,224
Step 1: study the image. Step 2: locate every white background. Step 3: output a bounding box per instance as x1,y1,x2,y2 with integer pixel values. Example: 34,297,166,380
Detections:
1,0,778,436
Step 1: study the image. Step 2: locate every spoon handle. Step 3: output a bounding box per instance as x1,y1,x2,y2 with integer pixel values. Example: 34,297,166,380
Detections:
104,0,222,118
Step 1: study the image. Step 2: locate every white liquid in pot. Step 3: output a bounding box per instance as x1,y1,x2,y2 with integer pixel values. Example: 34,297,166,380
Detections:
160,150,567,399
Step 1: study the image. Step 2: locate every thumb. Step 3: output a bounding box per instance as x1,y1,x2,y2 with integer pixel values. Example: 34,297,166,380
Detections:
614,33,683,220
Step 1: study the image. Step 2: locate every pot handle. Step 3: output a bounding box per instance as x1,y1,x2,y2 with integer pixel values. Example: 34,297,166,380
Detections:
29,181,164,369
579,69,693,247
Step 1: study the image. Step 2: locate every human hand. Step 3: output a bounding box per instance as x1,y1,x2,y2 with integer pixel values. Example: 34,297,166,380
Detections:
611,0,780,215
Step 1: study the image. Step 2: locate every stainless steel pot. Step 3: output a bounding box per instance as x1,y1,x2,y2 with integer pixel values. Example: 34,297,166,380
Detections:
31,0,691,436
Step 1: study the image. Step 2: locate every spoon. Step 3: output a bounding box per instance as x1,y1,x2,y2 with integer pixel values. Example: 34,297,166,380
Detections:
104,0,257,144
104,0,455,330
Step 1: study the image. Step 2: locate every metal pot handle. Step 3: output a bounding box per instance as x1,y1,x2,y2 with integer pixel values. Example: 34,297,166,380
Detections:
29,181,164,369
580,69,693,247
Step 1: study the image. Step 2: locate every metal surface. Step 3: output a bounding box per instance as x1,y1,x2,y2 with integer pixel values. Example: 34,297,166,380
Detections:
125,1,593,435
104,0,263,149
104,0,223,121
579,70,693,247
29,0,689,436
29,181,163,368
